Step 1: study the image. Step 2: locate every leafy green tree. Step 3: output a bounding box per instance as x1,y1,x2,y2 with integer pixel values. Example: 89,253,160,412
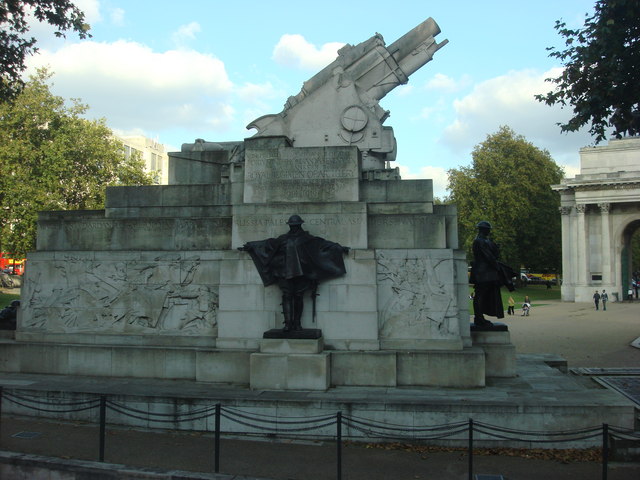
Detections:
0,69,153,255
447,126,565,273
0,0,90,101
535,0,640,143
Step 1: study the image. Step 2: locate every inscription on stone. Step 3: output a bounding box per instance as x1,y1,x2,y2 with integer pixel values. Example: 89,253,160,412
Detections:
234,213,367,248
244,146,359,203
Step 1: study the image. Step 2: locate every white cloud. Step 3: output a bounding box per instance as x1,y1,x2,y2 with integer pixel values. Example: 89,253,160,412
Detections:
171,22,201,47
397,164,449,199
425,73,471,93
74,0,102,24
236,82,277,104
272,34,344,70
560,163,580,179
394,84,414,97
440,68,591,166
110,7,125,27
26,40,234,133
23,0,100,50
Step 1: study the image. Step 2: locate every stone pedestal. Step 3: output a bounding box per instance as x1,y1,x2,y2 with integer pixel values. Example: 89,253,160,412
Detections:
470,323,516,378
249,337,329,390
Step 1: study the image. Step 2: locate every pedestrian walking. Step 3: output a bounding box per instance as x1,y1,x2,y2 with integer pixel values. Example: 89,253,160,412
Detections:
521,295,531,316
593,290,601,310
507,296,515,315
601,290,608,310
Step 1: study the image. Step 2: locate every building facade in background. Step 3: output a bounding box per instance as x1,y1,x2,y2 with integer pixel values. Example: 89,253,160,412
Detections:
118,135,169,185
553,137,640,302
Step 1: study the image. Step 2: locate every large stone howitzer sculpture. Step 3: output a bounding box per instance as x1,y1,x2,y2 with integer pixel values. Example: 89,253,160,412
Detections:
247,18,448,170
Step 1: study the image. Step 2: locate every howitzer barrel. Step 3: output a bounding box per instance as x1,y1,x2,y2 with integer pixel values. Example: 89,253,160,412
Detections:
365,17,448,101
388,17,446,77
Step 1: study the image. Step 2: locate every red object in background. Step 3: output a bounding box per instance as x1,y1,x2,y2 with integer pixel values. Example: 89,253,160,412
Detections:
0,253,25,275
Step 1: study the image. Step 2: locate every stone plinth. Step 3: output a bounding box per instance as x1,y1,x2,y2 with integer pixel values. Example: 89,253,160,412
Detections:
470,323,516,378
250,338,330,391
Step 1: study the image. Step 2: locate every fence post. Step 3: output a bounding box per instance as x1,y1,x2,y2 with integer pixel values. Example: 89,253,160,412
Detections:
98,395,106,462
214,403,221,473
468,418,473,480
336,411,342,480
602,423,609,480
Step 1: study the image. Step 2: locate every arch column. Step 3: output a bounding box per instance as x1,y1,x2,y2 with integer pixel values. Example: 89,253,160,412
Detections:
559,206,573,292
575,204,588,286
598,203,611,285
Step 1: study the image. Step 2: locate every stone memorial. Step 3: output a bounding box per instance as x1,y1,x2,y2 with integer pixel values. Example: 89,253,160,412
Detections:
4,17,514,390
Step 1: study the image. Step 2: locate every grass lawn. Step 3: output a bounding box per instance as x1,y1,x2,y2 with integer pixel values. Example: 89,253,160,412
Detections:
0,290,20,308
469,283,560,312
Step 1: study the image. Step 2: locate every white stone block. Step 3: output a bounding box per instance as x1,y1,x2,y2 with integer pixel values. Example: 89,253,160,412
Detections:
317,312,378,341
341,255,376,284
67,347,113,376
219,285,265,311
330,351,396,386
397,348,485,387
196,350,251,384
325,284,377,312
481,344,516,378
111,348,167,378
217,311,274,338
260,338,323,354
250,352,330,390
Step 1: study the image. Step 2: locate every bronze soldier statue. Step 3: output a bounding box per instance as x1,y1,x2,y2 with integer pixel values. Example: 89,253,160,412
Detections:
470,221,515,327
239,215,349,332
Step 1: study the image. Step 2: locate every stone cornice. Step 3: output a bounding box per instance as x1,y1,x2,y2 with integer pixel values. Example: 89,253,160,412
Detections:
552,179,640,192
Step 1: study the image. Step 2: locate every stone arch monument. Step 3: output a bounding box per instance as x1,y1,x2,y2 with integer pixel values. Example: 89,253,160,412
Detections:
553,137,640,302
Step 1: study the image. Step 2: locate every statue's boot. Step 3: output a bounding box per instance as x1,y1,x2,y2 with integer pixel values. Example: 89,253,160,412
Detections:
292,295,304,331
282,295,293,331
474,316,493,327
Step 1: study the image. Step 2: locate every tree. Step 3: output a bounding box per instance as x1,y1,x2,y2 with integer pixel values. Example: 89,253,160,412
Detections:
447,126,565,273
0,0,90,101
535,0,640,143
0,69,154,255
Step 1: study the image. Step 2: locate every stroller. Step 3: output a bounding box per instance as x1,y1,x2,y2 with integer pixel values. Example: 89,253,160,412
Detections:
521,302,531,316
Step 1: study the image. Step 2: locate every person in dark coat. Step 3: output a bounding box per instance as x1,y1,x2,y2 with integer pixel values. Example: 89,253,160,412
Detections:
593,290,601,310
239,215,349,332
470,221,515,327
0,299,19,329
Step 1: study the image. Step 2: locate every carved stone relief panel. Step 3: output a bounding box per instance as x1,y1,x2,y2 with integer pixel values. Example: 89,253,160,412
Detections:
21,255,219,337
376,250,459,341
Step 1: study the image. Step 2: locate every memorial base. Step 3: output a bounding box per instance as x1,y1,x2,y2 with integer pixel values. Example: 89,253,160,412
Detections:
249,337,330,390
470,322,516,377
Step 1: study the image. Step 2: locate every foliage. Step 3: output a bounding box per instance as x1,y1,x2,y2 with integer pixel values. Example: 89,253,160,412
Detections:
0,69,154,255
0,0,90,101
448,126,565,273
535,0,640,143
0,291,21,306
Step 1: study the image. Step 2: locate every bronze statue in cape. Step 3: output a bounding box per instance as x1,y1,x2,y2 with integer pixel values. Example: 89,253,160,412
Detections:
239,215,349,335
469,221,516,328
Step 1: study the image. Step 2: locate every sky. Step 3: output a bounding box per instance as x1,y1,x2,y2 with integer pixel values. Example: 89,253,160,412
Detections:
23,0,598,198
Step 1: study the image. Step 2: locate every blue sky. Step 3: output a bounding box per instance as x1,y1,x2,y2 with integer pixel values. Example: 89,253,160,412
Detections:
24,0,597,198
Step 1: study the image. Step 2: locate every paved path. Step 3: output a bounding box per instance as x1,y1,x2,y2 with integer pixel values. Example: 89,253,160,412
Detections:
502,299,640,368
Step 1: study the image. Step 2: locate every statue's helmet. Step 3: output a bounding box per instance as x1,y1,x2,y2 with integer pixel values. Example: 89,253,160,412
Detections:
286,215,304,226
476,220,492,229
